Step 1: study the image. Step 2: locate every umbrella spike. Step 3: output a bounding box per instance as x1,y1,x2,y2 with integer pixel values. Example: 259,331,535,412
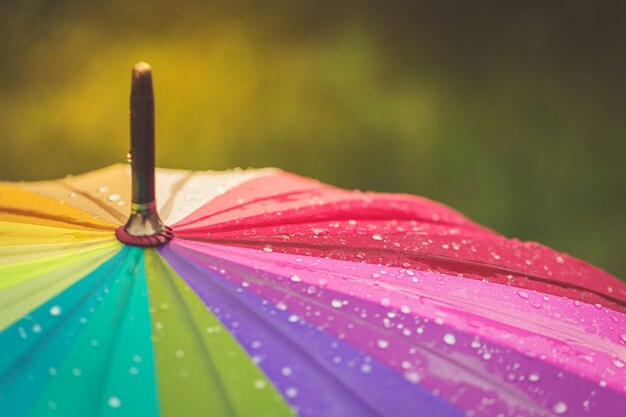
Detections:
115,62,172,247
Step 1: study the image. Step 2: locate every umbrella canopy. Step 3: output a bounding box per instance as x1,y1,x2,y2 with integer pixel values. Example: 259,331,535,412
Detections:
1,63,625,417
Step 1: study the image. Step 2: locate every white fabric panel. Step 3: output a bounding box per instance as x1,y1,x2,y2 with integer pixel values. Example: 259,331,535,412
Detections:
155,167,276,225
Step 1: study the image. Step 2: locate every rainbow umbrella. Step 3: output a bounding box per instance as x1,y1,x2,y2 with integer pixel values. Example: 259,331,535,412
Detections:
1,64,625,417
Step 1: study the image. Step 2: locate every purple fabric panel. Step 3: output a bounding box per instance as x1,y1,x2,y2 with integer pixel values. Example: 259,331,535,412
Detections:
160,245,465,417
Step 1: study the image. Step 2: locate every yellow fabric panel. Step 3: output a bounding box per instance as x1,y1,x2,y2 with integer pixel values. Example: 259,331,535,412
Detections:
14,164,131,225
0,220,113,246
0,183,116,231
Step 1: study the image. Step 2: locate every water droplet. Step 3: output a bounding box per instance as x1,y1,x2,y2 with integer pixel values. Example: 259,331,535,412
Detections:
372,234,383,241
126,152,133,163
517,291,529,299
263,245,273,252
254,380,267,389
107,193,121,202
72,368,82,377
555,256,565,264
443,333,456,346
129,366,139,375
175,350,185,358
311,228,329,236
620,334,626,343
355,227,368,235
290,274,302,283
108,396,121,408
553,401,567,414
69,192,77,199
360,363,372,373
49,305,62,316
275,301,287,311
613,358,625,368
132,355,142,363
528,372,540,382
377,339,389,349
285,387,298,398
470,339,481,349
281,367,293,376
331,299,343,309
379,298,391,307
32,324,42,334
404,371,421,383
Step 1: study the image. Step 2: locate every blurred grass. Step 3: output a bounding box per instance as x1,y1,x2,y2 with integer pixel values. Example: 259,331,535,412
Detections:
1,1,624,279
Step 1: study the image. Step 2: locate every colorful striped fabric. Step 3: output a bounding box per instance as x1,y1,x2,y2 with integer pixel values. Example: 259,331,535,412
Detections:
1,164,625,417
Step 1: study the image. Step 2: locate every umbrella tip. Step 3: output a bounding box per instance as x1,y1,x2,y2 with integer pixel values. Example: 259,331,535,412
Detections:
132,62,152,77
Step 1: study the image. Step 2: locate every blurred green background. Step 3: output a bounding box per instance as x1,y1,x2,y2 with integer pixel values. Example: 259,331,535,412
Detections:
1,1,624,279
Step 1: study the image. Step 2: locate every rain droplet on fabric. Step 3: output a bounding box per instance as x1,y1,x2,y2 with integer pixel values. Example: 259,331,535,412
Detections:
443,333,456,346
372,234,383,241
377,339,389,349
49,306,62,316
285,387,298,398
107,193,121,202
553,401,567,414
290,274,302,283
108,396,122,408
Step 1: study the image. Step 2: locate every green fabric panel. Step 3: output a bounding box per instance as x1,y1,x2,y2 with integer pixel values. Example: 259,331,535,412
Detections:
26,246,160,417
144,249,294,417
0,241,120,331
0,241,120,290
